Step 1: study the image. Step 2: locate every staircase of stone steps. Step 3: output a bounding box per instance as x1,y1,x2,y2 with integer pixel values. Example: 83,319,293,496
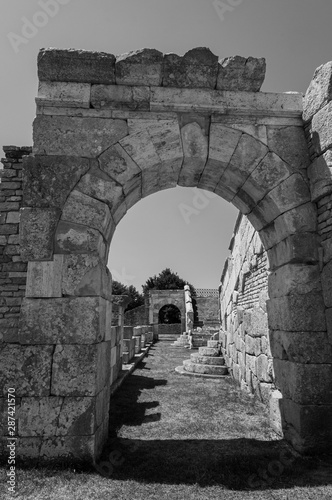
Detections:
171,331,212,348
157,334,179,341
176,340,229,378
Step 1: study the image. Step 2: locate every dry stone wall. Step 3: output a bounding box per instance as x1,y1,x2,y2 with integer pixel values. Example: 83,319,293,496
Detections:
220,214,271,404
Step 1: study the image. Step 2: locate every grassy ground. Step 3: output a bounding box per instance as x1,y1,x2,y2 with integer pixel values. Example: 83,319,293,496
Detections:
1,340,332,499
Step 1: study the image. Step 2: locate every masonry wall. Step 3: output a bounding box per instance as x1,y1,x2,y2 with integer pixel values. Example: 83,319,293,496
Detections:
195,289,220,327
0,147,31,342
124,304,147,326
219,213,272,403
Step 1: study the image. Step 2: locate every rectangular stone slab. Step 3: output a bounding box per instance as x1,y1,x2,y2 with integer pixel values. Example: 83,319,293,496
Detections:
36,81,91,108
19,297,107,344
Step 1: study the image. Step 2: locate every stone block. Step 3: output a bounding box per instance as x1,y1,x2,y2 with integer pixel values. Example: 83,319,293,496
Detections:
6,212,20,224
20,208,61,261
243,309,268,337
115,48,163,86
268,264,321,299
18,396,96,436
19,297,106,344
38,48,116,84
61,190,112,238
33,115,128,157
256,354,271,382
259,203,317,250
36,81,91,108
51,342,111,396
163,47,218,89
26,257,63,297
54,221,106,257
308,150,332,202
99,143,141,196
311,100,332,154
178,122,208,186
245,334,261,355
267,293,326,332
123,326,133,340
91,84,150,110
23,155,91,209
303,61,332,122
217,56,266,92
0,345,53,397
266,126,310,172
267,233,319,270
274,359,332,405
269,389,283,436
269,330,332,363
245,353,256,376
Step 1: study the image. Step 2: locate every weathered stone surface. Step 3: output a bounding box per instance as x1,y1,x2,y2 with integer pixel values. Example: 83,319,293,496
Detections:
178,122,208,186
26,256,63,297
91,84,150,110
150,87,302,116
61,190,112,238
254,174,311,227
303,61,332,122
38,48,116,84
243,309,268,338
198,347,220,356
241,153,290,204
183,359,228,375
274,359,332,405
18,396,96,436
282,399,332,453
190,353,225,365
266,293,326,331
267,126,310,172
217,56,266,92
61,254,112,300
0,345,53,396
33,115,128,157
268,264,321,298
269,330,332,364
216,133,269,194
20,208,61,261
19,297,106,344
199,124,241,191
256,354,272,382
115,48,163,86
269,389,283,435
75,167,124,216
36,81,91,108
321,260,332,308
51,342,111,396
308,150,332,202
54,221,106,257
99,143,141,196
311,100,332,154
23,155,91,209
245,335,261,356
259,203,317,250
267,233,319,270
163,48,218,89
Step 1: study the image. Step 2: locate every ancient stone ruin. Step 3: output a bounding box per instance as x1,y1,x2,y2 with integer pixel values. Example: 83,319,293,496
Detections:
1,47,332,462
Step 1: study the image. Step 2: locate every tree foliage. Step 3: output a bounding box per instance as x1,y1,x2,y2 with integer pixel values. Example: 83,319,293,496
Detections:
112,281,145,312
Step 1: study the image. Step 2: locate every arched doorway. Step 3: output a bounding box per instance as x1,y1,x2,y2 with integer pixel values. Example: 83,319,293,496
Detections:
5,47,332,461
158,305,181,324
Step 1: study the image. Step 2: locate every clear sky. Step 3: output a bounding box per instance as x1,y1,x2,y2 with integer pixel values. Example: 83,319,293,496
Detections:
1,0,331,292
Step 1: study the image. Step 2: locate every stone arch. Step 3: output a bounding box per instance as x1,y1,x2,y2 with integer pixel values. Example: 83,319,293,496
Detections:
6,48,332,462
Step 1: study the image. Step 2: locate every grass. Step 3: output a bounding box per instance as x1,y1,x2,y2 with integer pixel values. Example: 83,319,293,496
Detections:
1,341,332,499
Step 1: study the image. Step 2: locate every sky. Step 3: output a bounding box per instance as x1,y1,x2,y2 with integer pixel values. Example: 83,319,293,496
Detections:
1,0,332,292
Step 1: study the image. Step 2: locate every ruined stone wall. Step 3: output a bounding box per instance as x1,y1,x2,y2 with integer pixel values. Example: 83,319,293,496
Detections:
124,304,147,326
0,147,31,342
195,289,220,326
219,213,272,403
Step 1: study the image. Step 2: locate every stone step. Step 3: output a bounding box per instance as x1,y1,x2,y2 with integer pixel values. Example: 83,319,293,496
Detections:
183,359,228,375
198,346,220,357
207,340,219,348
190,353,225,365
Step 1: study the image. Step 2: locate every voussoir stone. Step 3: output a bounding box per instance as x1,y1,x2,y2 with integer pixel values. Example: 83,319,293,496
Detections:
38,48,116,84
217,56,266,92
308,150,332,202
20,208,61,261
303,61,332,122
23,155,91,209
54,220,106,257
115,48,163,86
163,47,218,89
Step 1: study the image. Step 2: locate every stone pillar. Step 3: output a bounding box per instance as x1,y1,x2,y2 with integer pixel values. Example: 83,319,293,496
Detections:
184,285,194,331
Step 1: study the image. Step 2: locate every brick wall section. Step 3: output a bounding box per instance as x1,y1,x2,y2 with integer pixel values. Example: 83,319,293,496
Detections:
219,213,272,403
0,146,31,341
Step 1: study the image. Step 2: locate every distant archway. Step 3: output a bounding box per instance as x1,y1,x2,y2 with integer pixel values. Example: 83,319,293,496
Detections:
158,304,182,324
